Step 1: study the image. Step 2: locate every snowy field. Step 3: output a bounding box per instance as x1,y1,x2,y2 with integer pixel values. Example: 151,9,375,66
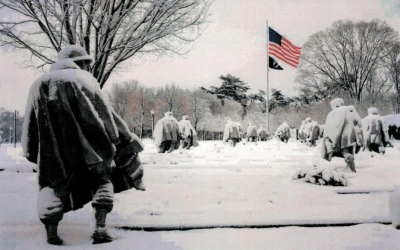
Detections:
1,138,400,249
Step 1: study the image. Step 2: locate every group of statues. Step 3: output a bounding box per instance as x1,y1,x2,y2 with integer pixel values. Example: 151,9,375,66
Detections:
388,124,400,140
221,97,394,174
154,112,199,153
222,119,269,147
316,98,391,173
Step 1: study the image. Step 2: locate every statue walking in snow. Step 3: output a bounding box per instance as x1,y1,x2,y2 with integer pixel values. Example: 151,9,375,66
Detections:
178,115,199,150
223,119,241,147
275,122,290,143
319,124,325,139
304,118,320,147
154,111,181,153
257,125,268,141
246,123,258,142
362,107,392,156
299,120,307,143
321,98,363,173
236,122,244,142
22,45,145,245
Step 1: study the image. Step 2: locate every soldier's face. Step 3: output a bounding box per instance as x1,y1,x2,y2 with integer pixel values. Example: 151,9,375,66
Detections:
75,60,91,71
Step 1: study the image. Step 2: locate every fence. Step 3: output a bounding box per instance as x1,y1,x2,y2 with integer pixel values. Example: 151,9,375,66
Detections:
196,131,224,141
133,129,225,141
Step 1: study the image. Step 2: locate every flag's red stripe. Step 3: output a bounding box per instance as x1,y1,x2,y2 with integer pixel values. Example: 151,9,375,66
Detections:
269,48,298,68
270,42,300,61
269,44,300,65
270,43,299,59
269,49,299,68
281,45,300,60
282,37,302,51
269,49,299,67
270,53,298,68
282,41,301,56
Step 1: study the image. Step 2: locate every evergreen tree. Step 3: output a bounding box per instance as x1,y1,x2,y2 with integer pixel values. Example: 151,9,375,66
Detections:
201,74,264,118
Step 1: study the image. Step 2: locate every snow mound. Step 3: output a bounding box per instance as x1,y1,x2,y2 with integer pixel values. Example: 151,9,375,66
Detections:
293,166,348,186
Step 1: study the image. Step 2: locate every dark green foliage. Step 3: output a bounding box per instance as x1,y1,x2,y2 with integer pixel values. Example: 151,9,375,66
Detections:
200,75,250,106
201,75,266,119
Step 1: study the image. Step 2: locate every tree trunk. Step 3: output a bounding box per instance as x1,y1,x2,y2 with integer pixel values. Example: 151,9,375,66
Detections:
397,94,400,114
140,111,144,139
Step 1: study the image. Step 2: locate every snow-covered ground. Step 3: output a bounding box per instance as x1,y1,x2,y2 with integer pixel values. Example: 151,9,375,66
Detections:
1,139,400,249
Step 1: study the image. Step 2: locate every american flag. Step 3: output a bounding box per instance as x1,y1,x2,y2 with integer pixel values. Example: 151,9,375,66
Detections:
268,27,301,68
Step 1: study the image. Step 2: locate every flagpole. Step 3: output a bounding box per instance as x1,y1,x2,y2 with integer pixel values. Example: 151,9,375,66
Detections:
266,20,270,134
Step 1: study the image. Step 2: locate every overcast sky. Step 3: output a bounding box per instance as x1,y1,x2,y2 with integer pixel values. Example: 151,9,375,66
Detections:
1,0,400,115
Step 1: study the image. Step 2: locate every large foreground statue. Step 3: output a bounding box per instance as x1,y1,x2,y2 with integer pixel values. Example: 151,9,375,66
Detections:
362,107,392,155
321,98,363,173
22,45,145,245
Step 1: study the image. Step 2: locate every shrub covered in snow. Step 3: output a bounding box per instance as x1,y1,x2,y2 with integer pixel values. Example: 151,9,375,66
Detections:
293,166,348,186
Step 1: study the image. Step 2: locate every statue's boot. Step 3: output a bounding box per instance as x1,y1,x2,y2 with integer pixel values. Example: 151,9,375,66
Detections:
345,156,356,173
92,208,114,244
45,222,63,245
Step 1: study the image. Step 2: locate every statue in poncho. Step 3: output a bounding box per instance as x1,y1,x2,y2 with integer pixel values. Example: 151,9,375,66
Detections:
22,45,145,245
275,122,290,143
154,111,181,153
223,119,241,147
299,120,307,143
362,107,392,156
321,98,363,173
257,125,268,141
178,115,199,150
246,123,258,142
304,117,320,147
319,124,325,139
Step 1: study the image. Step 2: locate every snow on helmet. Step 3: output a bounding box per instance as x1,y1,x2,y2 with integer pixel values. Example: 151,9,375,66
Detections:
368,107,379,115
330,98,344,109
57,45,92,63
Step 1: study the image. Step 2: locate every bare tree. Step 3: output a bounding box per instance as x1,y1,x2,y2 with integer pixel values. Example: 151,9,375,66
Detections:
185,89,210,131
363,67,392,103
384,42,400,113
124,85,154,138
108,79,139,117
0,0,212,87
154,82,185,118
298,19,399,102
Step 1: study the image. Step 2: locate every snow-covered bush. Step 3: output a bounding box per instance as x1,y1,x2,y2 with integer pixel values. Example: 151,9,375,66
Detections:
292,166,348,186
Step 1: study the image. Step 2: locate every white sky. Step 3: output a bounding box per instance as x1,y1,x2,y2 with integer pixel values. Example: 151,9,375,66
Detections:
1,0,400,115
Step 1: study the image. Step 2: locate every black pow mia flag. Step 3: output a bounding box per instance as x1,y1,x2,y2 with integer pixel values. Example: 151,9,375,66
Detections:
269,56,283,70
